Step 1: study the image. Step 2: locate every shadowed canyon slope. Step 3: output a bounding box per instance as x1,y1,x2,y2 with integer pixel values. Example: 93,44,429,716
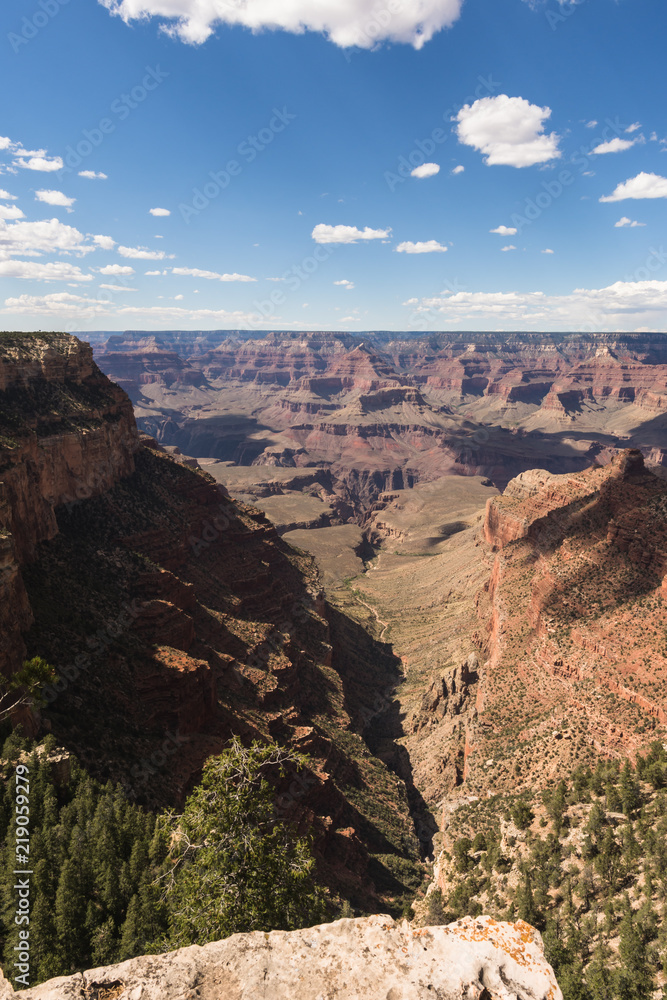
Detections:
0,334,427,908
90,330,667,514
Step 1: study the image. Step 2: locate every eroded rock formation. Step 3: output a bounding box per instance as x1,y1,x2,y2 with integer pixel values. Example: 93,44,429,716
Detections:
91,330,667,511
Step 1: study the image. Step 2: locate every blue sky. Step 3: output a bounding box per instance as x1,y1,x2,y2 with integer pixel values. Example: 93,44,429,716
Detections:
1,0,667,332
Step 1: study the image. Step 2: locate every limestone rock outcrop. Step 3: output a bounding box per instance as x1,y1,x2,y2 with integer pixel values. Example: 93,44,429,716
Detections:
2,915,562,1000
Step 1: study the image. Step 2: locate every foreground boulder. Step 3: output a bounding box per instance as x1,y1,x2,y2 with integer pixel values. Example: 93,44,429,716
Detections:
4,915,562,1000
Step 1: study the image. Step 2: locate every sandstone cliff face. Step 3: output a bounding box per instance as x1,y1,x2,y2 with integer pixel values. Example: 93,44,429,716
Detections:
463,450,667,796
1,915,562,1000
0,334,138,679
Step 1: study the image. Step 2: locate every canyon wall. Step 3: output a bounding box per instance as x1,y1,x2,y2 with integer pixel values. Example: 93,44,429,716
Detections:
0,334,422,906
91,331,667,509
0,334,139,678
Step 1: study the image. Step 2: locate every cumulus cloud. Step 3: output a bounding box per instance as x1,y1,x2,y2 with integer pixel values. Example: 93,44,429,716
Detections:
615,216,645,228
0,218,90,257
600,172,667,202
15,154,63,172
99,264,135,275
98,0,463,48
411,163,440,179
591,137,636,154
93,235,116,250
490,225,517,235
0,189,18,200
541,248,555,254
79,170,108,179
334,279,355,289
0,260,93,281
117,245,173,259
149,207,171,216
407,279,667,331
312,223,390,244
451,165,465,174
3,291,109,315
99,283,138,291
626,122,642,134
0,205,25,221
35,189,76,211
501,245,517,252
456,95,561,167
145,269,162,275
395,240,448,253
171,266,256,281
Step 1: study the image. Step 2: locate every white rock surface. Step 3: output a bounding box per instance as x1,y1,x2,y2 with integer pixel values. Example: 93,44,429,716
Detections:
3,915,562,1000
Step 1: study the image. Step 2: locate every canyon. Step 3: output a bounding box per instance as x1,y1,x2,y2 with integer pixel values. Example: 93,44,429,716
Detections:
3,329,667,995
88,330,667,518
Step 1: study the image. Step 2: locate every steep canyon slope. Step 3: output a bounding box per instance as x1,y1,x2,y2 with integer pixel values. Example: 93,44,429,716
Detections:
0,333,425,909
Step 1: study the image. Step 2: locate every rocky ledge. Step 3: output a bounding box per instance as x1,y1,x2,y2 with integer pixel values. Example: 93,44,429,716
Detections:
3,915,561,1000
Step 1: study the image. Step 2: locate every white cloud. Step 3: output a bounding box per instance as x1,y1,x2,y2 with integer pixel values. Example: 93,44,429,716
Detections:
171,266,256,281
585,120,598,129
118,245,173,259
541,248,554,254
0,205,25,220
451,165,464,174
407,279,667,331
600,172,667,202
0,260,93,281
340,315,360,322
0,138,11,150
3,291,109,315
145,269,162,275
149,207,171,216
501,245,517,252
93,234,116,250
99,263,135,275
395,240,448,253
490,225,517,235
410,162,440,179
79,170,108,179
312,223,390,244
591,137,636,155
100,283,138,291
15,155,63,172
0,218,90,257
99,0,463,48
626,122,642,134
456,94,561,167
174,293,184,300
35,189,76,211
0,189,18,200
334,279,355,289
614,216,645,228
